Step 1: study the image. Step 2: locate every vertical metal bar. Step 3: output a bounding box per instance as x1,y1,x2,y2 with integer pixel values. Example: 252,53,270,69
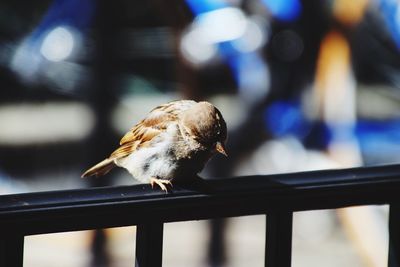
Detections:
135,222,164,267
208,219,226,267
389,203,400,267
265,211,293,267
0,234,24,267
90,229,110,266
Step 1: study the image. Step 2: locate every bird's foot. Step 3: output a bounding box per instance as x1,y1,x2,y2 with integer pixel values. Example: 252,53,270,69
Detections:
150,178,173,193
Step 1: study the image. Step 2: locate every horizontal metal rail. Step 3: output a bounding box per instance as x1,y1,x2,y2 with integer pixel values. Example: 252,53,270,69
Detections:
1,164,400,235
1,164,400,266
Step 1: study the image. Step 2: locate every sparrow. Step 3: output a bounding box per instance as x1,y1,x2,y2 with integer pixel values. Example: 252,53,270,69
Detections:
82,100,227,192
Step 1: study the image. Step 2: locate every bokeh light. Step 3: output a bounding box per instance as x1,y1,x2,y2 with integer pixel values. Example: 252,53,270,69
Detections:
40,26,75,62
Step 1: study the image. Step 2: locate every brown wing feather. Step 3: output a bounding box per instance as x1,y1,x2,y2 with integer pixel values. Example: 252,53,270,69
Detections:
110,141,139,158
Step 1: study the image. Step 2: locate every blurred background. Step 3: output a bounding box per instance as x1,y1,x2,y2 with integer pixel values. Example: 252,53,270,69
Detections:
0,0,399,266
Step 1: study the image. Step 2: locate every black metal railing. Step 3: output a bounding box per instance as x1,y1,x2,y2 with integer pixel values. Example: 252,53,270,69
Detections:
1,164,400,266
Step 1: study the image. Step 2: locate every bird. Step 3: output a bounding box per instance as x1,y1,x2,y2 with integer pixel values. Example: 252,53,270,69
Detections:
82,100,227,192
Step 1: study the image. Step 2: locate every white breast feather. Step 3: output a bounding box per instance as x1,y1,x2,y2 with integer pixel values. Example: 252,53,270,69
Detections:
115,124,178,183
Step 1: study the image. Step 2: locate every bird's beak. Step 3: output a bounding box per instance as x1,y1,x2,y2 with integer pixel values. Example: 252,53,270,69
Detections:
215,142,228,157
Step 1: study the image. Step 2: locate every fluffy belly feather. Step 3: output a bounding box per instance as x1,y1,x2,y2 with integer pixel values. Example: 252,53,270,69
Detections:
115,138,177,183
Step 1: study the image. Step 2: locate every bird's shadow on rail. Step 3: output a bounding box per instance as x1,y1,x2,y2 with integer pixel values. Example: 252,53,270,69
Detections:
161,174,288,195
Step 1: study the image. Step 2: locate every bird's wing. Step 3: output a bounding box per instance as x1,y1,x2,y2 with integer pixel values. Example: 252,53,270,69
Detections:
110,100,196,159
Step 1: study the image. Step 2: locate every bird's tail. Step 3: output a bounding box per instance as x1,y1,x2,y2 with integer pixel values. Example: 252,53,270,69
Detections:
81,158,116,178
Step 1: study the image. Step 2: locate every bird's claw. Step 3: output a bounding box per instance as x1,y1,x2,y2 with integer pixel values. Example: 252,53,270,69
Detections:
150,178,173,193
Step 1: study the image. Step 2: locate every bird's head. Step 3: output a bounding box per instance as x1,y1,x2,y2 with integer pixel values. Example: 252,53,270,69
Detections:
181,101,227,156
